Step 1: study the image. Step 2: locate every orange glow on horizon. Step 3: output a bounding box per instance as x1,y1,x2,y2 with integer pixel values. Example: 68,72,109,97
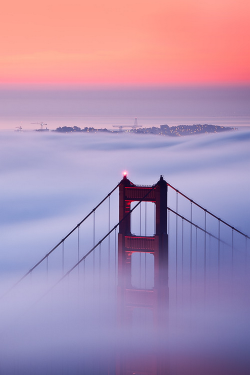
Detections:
0,0,250,87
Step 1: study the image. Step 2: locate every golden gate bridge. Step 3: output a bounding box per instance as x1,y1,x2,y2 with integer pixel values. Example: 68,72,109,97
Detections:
1,173,250,375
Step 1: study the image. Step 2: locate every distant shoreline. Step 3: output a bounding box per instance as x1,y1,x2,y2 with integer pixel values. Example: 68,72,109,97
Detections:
53,124,237,137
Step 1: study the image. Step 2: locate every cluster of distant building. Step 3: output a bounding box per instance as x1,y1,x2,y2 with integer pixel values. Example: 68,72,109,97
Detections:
55,126,109,133
54,124,236,136
131,124,236,136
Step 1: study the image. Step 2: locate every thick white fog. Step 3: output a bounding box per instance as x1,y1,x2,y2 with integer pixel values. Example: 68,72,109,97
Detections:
0,129,250,374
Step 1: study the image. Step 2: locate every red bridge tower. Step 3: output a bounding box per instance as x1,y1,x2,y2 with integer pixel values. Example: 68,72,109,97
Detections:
117,174,169,375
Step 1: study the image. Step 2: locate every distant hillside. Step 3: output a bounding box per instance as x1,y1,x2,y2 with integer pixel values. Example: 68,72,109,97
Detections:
54,124,236,136
131,124,237,136
54,126,109,133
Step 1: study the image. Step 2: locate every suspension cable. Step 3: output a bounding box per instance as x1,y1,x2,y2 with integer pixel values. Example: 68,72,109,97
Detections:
167,182,250,239
38,183,158,297
3,180,121,295
167,207,228,245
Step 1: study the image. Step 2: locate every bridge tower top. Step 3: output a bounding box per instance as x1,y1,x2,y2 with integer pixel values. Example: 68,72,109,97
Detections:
119,174,168,238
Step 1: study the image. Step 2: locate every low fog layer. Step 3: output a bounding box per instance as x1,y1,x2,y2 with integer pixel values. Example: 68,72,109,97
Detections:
0,130,250,374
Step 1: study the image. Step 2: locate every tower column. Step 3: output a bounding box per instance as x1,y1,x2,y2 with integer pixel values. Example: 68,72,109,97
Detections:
117,175,169,375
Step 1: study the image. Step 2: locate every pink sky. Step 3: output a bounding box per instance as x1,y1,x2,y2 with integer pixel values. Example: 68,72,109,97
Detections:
0,0,250,86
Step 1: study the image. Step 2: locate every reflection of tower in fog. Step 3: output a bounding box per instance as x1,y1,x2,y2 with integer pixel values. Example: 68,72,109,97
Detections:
117,175,169,375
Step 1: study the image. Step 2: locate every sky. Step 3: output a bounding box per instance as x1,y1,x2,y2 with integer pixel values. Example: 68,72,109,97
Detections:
0,130,250,373
0,0,250,87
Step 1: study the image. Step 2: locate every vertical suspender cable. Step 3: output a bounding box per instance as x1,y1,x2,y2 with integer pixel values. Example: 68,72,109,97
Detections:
204,210,207,301
140,203,142,236
182,218,184,306
154,203,156,235
139,248,142,289
145,201,147,289
93,210,95,246
190,202,193,303
93,210,95,280
195,226,198,288
176,191,178,303
46,256,49,282
62,241,64,276
114,228,117,284
190,202,193,271
78,225,80,262
99,243,101,290
83,259,85,285
140,202,142,287
78,225,80,279
168,209,170,236
218,220,221,286
77,225,80,305
108,195,111,280
245,236,248,277
232,228,234,281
